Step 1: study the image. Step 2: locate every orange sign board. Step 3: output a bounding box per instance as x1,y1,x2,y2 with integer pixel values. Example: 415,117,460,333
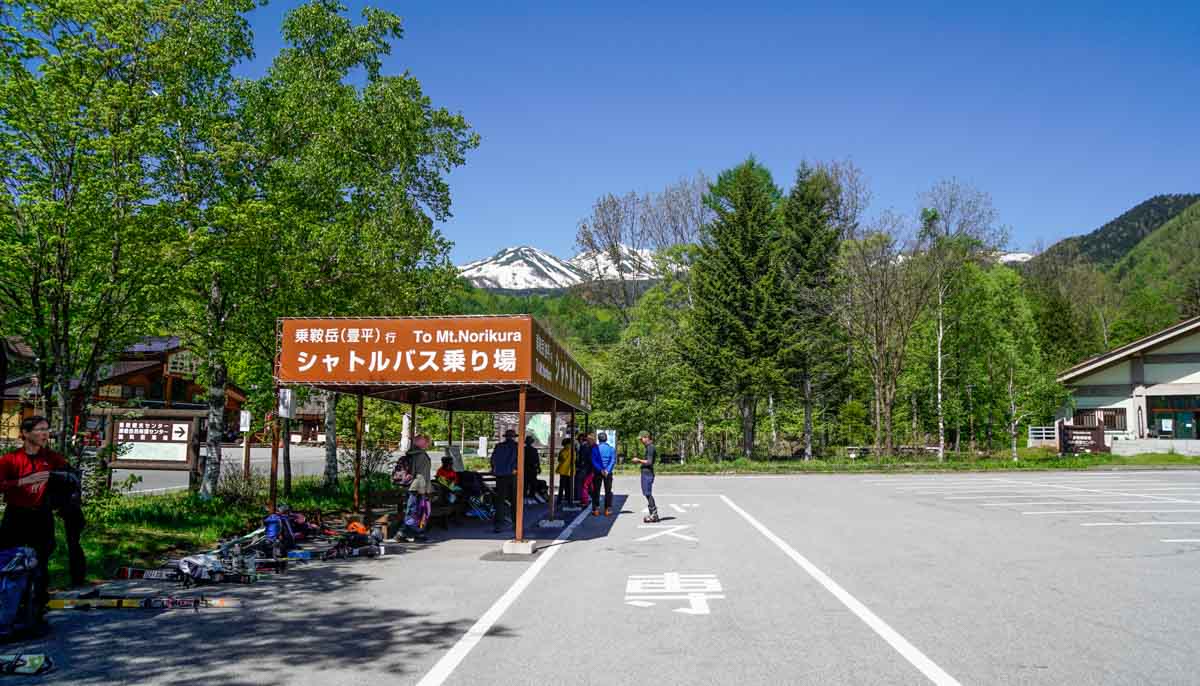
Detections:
276,316,591,410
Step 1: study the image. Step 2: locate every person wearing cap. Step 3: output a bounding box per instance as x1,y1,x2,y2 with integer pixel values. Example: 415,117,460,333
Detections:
590,432,616,516
490,428,519,533
632,431,658,523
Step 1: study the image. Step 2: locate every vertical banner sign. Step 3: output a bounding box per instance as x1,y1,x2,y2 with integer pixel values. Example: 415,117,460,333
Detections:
239,411,251,433
278,389,294,419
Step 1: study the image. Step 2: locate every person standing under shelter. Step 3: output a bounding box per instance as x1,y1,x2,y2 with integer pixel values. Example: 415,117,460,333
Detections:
555,431,575,509
402,434,433,542
632,431,658,523
0,416,67,619
490,428,518,534
591,432,616,517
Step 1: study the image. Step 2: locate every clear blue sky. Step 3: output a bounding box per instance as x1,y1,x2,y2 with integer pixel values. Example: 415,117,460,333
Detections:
239,1,1200,263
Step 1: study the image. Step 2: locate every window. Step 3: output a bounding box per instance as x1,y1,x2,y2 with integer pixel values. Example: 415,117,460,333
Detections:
1073,408,1127,431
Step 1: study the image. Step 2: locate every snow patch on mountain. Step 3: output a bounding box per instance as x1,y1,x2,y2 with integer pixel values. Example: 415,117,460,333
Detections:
458,246,587,291
569,244,656,281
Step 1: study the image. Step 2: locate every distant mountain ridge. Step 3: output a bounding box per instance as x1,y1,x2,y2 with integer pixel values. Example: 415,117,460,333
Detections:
459,244,655,293
1033,194,1200,269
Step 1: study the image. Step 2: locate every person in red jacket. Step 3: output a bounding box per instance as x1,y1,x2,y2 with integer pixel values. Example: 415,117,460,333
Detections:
0,416,68,616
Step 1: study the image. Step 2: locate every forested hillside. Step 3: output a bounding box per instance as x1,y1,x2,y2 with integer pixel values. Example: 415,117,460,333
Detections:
1032,194,1199,268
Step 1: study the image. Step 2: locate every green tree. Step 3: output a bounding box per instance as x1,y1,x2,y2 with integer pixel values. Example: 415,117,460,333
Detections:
682,159,782,458
775,163,843,459
0,0,255,452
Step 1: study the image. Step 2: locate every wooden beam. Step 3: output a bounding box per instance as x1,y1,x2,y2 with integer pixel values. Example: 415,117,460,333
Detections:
1144,353,1200,364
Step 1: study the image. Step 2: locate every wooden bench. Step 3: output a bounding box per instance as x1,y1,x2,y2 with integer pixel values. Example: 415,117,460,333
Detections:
366,486,465,535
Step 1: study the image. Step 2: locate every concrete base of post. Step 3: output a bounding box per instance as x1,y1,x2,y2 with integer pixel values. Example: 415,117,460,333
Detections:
502,539,536,555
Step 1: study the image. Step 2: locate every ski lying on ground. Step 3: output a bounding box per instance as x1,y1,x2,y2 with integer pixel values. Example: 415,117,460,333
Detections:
0,654,53,676
115,567,260,584
49,596,241,611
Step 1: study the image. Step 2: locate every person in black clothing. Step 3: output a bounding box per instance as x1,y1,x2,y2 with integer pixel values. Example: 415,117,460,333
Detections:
523,435,543,504
47,468,86,586
490,429,518,534
632,431,658,523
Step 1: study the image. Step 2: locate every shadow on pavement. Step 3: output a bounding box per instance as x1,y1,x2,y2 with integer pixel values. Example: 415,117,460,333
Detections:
13,561,510,685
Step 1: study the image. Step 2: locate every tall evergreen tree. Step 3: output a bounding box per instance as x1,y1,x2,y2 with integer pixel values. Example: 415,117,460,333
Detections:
775,164,843,459
682,159,781,459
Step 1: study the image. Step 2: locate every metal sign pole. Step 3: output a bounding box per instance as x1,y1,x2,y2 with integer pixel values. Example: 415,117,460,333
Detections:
515,385,527,542
269,386,280,512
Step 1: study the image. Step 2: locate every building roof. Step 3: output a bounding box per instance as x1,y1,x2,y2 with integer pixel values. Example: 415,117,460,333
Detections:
123,336,183,356
1058,315,1200,384
2,336,34,360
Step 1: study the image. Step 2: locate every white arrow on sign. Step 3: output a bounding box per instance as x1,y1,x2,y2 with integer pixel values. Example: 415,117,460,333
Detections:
173,425,188,440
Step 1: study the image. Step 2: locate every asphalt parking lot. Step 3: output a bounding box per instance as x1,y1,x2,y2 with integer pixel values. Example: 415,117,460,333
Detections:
20,471,1200,685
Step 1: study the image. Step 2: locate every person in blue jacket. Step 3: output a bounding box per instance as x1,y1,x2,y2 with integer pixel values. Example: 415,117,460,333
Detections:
590,432,616,517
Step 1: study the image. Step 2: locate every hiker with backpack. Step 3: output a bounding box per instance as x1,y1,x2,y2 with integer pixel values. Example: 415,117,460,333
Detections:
0,416,68,621
401,434,433,542
590,432,616,517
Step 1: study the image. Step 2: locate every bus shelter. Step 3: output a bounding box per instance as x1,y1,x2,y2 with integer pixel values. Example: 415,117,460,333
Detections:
275,315,592,545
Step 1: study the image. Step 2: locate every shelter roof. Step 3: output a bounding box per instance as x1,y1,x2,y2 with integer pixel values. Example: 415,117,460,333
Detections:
1058,315,1200,384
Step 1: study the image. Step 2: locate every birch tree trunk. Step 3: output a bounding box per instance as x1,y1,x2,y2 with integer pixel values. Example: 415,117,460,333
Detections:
201,275,226,500
936,285,946,461
323,392,339,488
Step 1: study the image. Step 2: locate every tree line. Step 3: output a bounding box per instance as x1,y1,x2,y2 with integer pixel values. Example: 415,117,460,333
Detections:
578,159,1070,461
0,1,478,495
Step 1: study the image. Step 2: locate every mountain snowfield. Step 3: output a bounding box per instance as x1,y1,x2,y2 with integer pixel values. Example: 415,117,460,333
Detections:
458,244,654,291
459,244,1035,292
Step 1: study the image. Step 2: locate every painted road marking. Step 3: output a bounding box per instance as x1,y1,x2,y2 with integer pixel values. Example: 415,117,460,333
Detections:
636,524,698,542
1081,521,1200,527
981,501,1189,506
625,573,724,615
992,477,1200,504
415,507,591,686
720,495,961,686
1161,539,1200,543
1023,509,1200,515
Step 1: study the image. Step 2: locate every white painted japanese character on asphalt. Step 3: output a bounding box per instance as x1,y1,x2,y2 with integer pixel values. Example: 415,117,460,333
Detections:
625,573,724,615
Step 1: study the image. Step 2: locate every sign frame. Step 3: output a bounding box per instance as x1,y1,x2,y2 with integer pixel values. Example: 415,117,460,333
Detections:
94,408,205,472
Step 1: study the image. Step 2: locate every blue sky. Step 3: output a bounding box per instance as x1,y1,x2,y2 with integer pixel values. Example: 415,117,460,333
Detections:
239,1,1200,263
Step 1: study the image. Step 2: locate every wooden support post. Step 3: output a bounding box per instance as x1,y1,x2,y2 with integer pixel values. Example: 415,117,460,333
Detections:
515,385,527,542
446,410,454,460
569,411,576,505
269,386,279,512
354,394,364,512
548,402,557,519
164,375,173,409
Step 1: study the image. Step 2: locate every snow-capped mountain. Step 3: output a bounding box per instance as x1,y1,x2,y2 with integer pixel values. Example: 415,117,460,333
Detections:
458,244,660,292
458,246,587,291
569,244,656,281
998,252,1034,264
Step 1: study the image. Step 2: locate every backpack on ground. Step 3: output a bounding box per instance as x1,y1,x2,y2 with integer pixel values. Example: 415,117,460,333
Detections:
0,548,39,643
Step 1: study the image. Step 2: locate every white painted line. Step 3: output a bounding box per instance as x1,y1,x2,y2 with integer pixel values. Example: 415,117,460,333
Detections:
634,525,698,542
1080,521,1200,527
946,494,1198,501
720,495,960,686
1023,509,1200,515
1161,539,1200,543
981,501,1172,506
670,504,687,513
415,507,591,686
992,477,1200,505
